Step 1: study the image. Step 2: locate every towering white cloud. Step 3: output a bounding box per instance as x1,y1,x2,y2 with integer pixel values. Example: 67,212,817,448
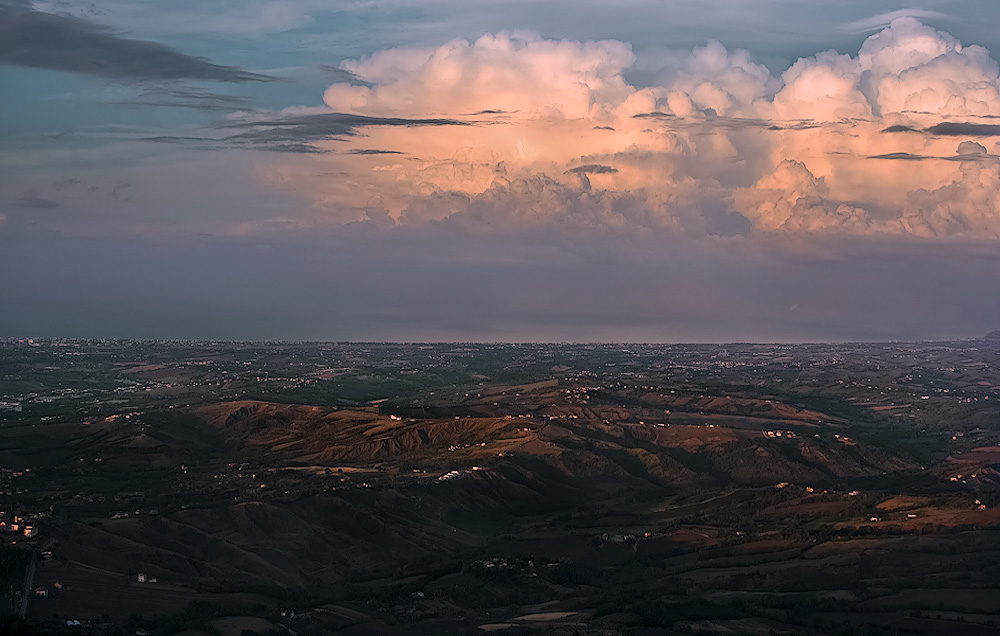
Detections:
900,154,1000,238
772,51,872,121
771,17,1000,121
286,18,1000,239
734,160,872,233
657,41,778,117
860,17,1000,117
324,32,637,122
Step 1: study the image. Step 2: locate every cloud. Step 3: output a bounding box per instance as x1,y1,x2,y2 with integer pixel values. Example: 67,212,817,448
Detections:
654,40,778,118
566,164,619,175
115,86,251,112
8,6,1000,342
900,157,1000,238
771,50,871,121
16,188,60,208
926,122,1000,136
867,141,994,163
735,160,873,233
320,18,999,129
222,111,470,153
49,17,988,242
262,19,1000,240
431,175,669,232
957,141,988,156
110,182,132,202
349,148,404,155
31,0,323,36
767,18,1000,122
868,152,928,161
320,65,372,86
841,9,952,34
860,18,1000,118
0,2,273,82
324,32,638,121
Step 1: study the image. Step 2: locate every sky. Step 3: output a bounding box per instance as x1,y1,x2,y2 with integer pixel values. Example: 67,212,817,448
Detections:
2,0,1000,342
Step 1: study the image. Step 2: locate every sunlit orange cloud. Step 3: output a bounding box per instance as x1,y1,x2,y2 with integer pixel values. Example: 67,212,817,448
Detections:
261,18,1000,238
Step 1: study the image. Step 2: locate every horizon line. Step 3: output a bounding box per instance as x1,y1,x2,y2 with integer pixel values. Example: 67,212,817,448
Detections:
2,334,995,347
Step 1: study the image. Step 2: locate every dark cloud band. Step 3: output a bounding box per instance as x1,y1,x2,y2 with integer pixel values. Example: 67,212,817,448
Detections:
925,122,1000,136
223,112,470,153
0,3,273,83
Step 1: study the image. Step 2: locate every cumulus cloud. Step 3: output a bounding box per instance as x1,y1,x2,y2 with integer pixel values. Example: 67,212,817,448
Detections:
643,40,779,118
258,17,1000,240
432,175,672,232
734,161,872,233
321,17,1000,125
324,32,638,122
771,51,872,121
957,141,988,157
900,157,1000,238
860,18,1000,117
769,18,1000,122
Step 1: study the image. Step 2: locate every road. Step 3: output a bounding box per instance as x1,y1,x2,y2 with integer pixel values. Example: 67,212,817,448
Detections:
18,550,36,618
18,537,53,619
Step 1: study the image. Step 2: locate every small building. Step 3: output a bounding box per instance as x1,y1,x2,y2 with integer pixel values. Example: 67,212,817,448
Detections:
23,525,37,538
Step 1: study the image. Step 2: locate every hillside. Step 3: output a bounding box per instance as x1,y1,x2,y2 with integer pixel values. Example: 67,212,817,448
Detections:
3,340,998,636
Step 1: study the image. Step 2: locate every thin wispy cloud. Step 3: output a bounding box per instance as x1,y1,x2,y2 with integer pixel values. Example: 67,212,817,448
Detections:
841,8,952,33
115,86,251,112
